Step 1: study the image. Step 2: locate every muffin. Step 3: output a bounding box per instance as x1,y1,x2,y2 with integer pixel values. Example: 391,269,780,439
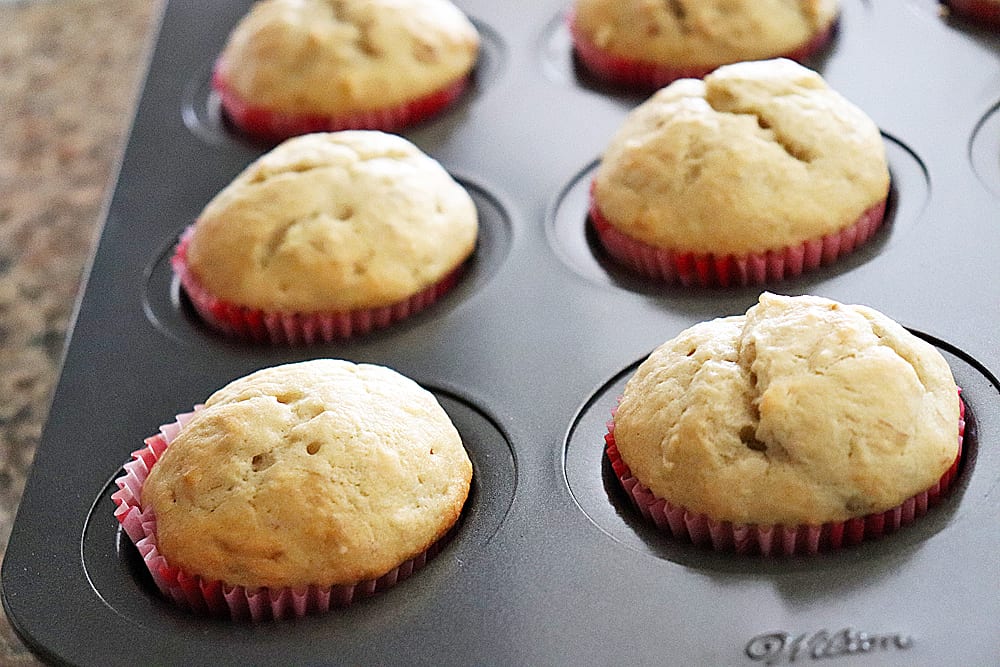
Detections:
590,58,890,287
171,131,478,343
213,0,480,140
569,0,838,88
113,359,473,620
944,0,1000,27
606,293,964,555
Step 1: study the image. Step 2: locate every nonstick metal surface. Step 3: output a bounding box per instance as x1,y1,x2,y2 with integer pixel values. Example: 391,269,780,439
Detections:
4,1,1000,665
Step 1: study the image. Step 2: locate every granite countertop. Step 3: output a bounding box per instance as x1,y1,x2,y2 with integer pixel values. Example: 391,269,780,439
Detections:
0,0,162,662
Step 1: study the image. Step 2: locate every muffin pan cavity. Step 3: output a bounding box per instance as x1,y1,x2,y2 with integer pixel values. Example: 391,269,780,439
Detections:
563,336,992,570
536,9,643,103
538,0,871,99
970,100,1000,199
141,179,513,349
181,17,507,149
81,390,515,627
546,135,928,295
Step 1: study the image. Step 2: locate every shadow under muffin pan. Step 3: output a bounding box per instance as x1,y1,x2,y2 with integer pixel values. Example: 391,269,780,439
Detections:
5,0,1000,665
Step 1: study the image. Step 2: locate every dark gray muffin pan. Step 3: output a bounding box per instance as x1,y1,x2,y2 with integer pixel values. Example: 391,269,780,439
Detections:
4,0,1000,664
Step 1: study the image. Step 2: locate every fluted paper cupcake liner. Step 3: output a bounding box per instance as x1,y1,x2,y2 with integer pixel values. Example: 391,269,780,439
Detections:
212,61,470,141
171,226,461,344
604,397,965,556
112,408,447,621
589,194,887,287
567,13,836,89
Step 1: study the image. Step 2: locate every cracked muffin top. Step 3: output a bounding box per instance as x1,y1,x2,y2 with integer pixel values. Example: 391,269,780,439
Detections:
592,59,889,255
216,0,479,115
572,0,838,69
184,130,478,312
142,359,473,589
613,293,960,526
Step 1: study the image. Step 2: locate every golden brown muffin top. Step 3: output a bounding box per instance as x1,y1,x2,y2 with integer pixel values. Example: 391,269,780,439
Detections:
614,293,960,526
220,0,479,116
185,131,478,312
593,59,889,254
217,0,480,114
142,359,473,589
573,0,837,68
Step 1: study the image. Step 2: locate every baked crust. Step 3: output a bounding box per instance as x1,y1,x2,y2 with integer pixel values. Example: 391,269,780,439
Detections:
185,131,478,312
217,0,479,115
593,59,889,254
613,293,960,526
572,0,838,68
142,360,473,589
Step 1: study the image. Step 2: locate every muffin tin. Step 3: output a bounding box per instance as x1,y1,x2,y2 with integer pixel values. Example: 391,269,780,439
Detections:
4,0,1000,664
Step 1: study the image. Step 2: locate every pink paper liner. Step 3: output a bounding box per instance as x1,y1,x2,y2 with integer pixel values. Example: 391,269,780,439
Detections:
589,189,887,287
112,408,450,621
946,0,1000,26
567,12,837,89
212,60,471,141
604,396,966,556
171,226,462,344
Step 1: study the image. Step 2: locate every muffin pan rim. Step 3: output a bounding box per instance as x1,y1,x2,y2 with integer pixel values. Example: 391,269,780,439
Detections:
140,175,515,350
544,132,930,296
180,14,510,150
536,0,877,98
562,331,994,571
79,386,519,629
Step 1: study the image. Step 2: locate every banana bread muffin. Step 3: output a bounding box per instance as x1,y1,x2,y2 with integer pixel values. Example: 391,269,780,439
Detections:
213,0,480,140
172,130,478,343
569,0,838,88
590,58,890,286
606,293,964,555
114,359,473,619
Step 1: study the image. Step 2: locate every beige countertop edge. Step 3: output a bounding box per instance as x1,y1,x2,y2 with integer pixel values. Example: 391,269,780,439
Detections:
0,0,165,662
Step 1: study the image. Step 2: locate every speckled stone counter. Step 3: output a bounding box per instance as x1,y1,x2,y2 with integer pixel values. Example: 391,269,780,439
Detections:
0,0,162,662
